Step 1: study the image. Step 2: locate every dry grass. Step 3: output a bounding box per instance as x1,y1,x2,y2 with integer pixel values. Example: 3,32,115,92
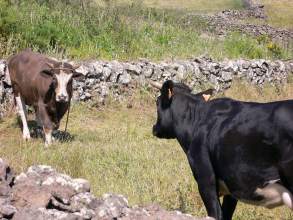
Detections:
224,80,293,102
112,0,244,12
1,82,293,219
257,0,293,29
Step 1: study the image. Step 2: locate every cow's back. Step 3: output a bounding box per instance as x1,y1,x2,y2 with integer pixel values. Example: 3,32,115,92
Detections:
8,49,54,106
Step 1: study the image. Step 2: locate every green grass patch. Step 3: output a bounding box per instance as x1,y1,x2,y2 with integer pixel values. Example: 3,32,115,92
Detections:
0,0,291,60
1,84,293,219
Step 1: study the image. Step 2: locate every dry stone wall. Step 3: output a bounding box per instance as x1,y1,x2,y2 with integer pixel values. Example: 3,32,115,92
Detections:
1,57,293,117
195,1,293,47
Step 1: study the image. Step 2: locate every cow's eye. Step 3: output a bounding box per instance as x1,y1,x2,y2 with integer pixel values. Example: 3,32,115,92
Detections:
52,76,57,83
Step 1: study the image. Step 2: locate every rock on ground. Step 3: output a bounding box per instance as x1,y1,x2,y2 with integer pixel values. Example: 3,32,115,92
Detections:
0,158,210,220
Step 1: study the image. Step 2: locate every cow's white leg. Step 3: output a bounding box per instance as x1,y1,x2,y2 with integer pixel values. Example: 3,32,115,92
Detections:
44,128,52,147
38,102,55,146
15,96,30,140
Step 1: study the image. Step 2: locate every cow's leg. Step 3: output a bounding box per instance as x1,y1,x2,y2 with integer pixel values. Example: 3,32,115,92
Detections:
278,142,293,194
278,157,293,210
43,127,53,146
33,107,44,138
38,102,54,146
15,96,30,140
222,195,237,220
35,109,42,128
188,145,222,220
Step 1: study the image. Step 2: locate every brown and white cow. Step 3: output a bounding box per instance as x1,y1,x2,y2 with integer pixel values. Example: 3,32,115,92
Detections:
8,49,82,146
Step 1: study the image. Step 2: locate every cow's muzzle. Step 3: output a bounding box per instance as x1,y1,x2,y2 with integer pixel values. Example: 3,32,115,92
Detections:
152,125,159,137
56,94,69,103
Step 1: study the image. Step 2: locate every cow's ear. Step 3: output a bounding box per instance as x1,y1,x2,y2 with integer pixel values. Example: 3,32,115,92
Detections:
72,71,84,79
40,62,55,77
40,69,54,78
161,80,174,100
196,89,214,101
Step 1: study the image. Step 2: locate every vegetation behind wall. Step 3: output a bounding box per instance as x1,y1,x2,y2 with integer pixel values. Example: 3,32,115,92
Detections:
0,0,291,60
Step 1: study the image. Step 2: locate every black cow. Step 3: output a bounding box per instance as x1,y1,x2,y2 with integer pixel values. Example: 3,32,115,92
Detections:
151,80,293,220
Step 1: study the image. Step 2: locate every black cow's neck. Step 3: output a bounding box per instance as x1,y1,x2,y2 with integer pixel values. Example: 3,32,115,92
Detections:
172,96,204,153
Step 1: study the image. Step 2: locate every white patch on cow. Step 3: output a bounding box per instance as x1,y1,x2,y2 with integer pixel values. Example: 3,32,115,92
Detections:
252,183,293,209
282,192,293,209
55,71,72,102
15,96,30,140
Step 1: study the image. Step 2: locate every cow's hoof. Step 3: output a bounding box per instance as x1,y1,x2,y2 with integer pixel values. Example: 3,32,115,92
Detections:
44,138,53,147
44,142,51,148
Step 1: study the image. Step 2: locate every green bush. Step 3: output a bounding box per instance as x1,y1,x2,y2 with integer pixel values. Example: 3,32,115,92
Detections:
224,33,267,59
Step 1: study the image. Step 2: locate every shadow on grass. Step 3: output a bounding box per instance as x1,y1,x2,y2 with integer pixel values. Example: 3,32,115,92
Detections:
16,119,76,143
52,130,75,143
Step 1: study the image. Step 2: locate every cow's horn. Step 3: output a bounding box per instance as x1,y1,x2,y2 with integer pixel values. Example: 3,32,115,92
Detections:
72,64,81,70
150,81,162,89
46,62,55,69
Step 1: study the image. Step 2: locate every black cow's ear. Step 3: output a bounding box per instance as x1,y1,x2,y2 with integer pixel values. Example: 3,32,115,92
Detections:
161,80,174,100
196,89,214,101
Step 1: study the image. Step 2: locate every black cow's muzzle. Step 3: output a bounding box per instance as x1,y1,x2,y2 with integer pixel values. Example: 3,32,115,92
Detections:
152,125,159,137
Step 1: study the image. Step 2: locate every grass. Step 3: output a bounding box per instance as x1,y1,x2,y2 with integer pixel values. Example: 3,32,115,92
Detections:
259,0,293,29
0,0,292,60
1,81,293,219
112,0,244,12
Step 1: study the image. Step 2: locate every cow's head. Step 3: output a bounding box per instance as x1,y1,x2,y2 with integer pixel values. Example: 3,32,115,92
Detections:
41,62,83,102
151,80,214,139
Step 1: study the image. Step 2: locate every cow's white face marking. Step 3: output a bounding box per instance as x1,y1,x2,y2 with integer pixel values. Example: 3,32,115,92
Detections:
55,71,72,102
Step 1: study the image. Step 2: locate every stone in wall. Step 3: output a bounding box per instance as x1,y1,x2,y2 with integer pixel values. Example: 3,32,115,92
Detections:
0,57,292,116
0,60,13,119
